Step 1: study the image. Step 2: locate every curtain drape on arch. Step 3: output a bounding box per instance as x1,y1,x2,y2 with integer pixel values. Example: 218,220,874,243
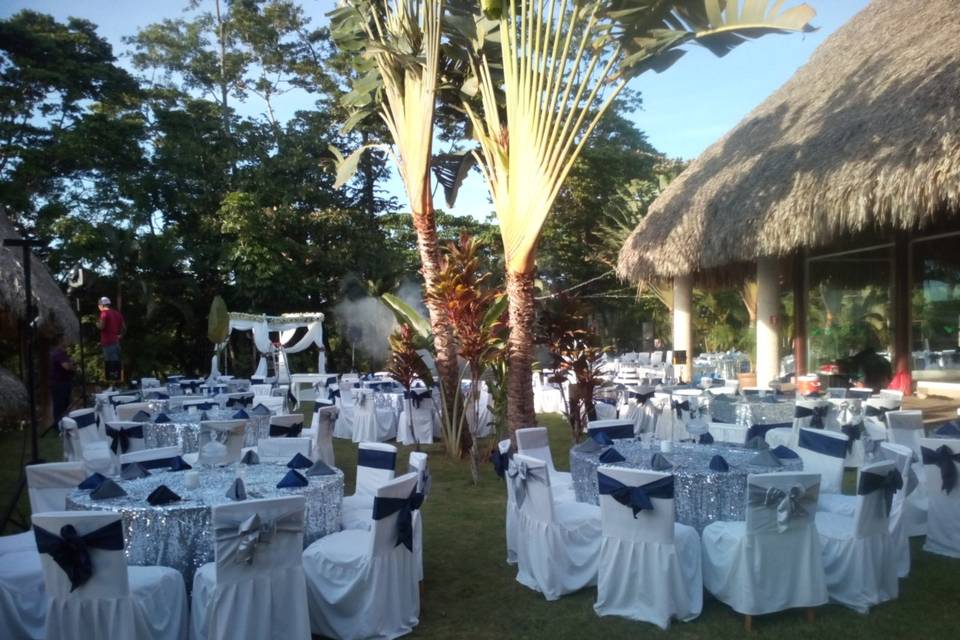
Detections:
218,312,326,380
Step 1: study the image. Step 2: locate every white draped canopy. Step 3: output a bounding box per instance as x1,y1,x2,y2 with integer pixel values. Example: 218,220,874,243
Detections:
217,312,326,381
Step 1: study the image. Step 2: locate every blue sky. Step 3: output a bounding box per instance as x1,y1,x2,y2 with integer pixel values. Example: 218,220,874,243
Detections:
3,0,870,220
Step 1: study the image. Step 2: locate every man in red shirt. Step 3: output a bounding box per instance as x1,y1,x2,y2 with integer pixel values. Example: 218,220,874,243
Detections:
96,296,126,382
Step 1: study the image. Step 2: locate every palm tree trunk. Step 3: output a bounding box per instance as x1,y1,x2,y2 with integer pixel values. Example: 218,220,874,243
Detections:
410,200,467,452
506,269,537,434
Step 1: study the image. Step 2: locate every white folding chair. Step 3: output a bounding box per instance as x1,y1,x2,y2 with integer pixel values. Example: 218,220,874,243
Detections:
796,428,848,495
341,443,397,531
509,454,601,600
701,473,826,626
594,467,701,629
515,427,575,501
919,437,960,558
32,511,188,640
302,473,420,639
191,496,310,640
816,460,898,612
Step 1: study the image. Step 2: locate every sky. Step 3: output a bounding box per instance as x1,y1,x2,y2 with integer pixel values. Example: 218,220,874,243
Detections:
2,0,871,221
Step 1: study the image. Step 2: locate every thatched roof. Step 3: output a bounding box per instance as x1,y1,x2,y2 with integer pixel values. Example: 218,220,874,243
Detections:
0,366,28,423
618,0,960,283
0,209,79,341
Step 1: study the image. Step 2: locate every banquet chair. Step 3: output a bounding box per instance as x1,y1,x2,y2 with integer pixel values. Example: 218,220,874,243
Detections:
887,411,929,537
765,398,831,449
268,413,305,438
252,395,284,415
919,437,960,558
796,428,848,495
0,548,46,639
332,386,356,439
497,439,519,565
32,511,188,640
593,467,702,629
184,420,246,466
249,383,273,398
701,472,826,628
847,388,874,401
669,390,705,441
877,389,904,406
308,404,338,466
59,408,110,469
515,427,575,501
409,452,430,582
863,397,900,443
223,392,255,409
350,389,383,443
120,446,183,470
115,402,153,422
509,454,601,600
397,388,438,446
0,461,87,558
341,443,397,531
587,419,635,444
257,437,312,463
886,410,924,459
815,460,899,612
191,496,310,640
302,473,420,640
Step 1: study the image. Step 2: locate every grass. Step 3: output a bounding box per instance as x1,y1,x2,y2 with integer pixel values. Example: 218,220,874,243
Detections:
2,411,958,639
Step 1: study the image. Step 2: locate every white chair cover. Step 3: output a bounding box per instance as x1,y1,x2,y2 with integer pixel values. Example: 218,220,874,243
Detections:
765,399,830,449
309,405,338,467
397,390,438,445
886,410,924,459
61,409,112,474
669,390,705,441
32,511,187,640
593,467,702,629
249,383,273,398
267,414,305,439
701,472,827,616
509,454,601,600
119,446,182,467
0,549,46,639
257,438,312,462
114,402,153,422
408,452,430,582
250,395,283,414
0,462,87,557
196,420,247,465
919,437,960,558
332,386,356,439
350,389,393,443
816,460,898,612
191,496,310,640
341,444,397,531
104,421,147,471
497,439,519,565
515,427,575,502
796,428,848,495
879,442,913,578
302,473,420,640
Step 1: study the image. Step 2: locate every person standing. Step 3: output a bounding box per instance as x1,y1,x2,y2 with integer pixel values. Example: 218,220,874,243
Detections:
49,333,74,429
96,296,125,383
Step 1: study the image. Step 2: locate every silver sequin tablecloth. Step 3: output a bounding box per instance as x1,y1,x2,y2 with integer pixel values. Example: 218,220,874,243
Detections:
143,409,261,452
66,463,343,584
570,440,802,532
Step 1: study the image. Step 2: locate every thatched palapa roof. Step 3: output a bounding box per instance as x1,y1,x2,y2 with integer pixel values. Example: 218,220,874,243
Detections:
618,0,960,283
0,365,28,423
0,209,79,341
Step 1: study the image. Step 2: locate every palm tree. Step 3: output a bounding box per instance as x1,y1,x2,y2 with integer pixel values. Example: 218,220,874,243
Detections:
328,0,462,422
454,0,816,431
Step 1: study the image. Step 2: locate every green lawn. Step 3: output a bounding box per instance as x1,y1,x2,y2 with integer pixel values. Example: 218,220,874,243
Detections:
2,413,957,639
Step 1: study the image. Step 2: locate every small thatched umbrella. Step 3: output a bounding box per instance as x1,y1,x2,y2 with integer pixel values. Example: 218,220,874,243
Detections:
0,208,79,341
617,0,960,283
0,366,28,423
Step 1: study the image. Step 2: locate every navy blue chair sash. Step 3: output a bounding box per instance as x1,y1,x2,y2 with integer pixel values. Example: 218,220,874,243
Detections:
74,412,98,429
629,390,655,404
358,448,396,471
672,399,690,418
135,456,192,471
746,421,791,442
490,446,513,479
404,389,432,408
598,472,673,517
105,424,144,454
864,404,889,421
921,445,960,494
372,488,421,552
858,468,903,514
34,521,125,591
798,428,848,459
794,404,829,429
841,423,862,452
269,422,303,438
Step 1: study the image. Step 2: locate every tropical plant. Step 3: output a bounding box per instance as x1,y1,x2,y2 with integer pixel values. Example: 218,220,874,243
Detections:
451,0,816,432
386,322,435,449
327,0,463,427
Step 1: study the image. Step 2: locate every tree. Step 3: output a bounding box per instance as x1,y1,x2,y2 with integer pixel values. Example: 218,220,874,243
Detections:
453,0,816,431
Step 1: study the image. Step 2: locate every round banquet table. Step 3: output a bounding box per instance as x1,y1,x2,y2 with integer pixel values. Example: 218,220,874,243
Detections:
66,463,343,585
143,409,260,453
570,440,802,532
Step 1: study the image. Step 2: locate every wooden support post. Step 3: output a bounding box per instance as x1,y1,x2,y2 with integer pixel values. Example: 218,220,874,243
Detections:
793,252,808,377
757,257,781,388
893,233,912,395
672,275,694,383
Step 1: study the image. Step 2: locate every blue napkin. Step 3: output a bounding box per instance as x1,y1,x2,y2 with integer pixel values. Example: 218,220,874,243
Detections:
233,409,249,420
147,485,181,506
225,478,247,501
306,460,336,476
153,413,171,423
277,469,309,488
91,479,127,500
709,455,730,472
699,432,715,444
577,438,603,453
78,472,107,490
167,456,193,471
750,449,782,467
131,410,151,422
935,421,960,437
287,452,313,469
772,445,799,459
650,452,673,471
599,448,626,464
121,462,151,480
251,404,271,416
240,450,260,465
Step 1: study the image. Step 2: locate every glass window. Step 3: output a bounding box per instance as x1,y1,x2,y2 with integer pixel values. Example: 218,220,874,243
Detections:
912,232,960,381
